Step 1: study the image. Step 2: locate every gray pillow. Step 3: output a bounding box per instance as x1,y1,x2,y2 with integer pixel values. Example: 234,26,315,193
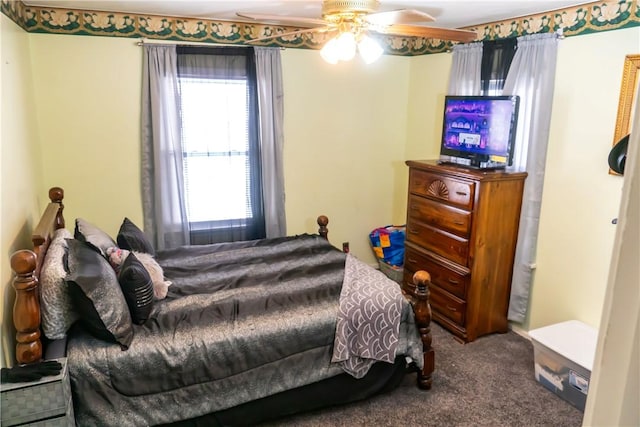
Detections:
39,228,79,339
66,239,134,349
74,218,116,257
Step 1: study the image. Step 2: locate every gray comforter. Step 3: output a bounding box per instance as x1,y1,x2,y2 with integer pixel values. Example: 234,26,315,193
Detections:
67,234,422,426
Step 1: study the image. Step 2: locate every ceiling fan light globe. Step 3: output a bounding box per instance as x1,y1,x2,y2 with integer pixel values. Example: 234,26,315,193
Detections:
358,36,383,64
320,37,340,64
335,31,357,61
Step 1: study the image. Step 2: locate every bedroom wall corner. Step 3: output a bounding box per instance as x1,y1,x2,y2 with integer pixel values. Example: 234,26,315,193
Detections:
401,52,453,221
281,48,411,265
0,14,44,368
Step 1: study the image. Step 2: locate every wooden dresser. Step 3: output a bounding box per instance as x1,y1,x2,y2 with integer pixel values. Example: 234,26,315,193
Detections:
403,160,527,343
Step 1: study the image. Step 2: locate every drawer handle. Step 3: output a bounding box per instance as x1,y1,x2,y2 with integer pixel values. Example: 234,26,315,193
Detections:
453,221,464,225
446,305,458,312
408,258,418,264
409,229,419,234
456,191,468,196
447,278,460,285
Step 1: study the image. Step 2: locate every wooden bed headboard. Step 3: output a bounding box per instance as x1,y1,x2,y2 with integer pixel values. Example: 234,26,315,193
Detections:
10,187,65,365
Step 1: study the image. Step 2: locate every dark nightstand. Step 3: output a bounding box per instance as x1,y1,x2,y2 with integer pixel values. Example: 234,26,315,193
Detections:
0,358,75,426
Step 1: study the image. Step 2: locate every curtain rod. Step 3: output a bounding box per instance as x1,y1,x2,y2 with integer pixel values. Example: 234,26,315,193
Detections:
137,29,563,51
136,38,284,49
447,29,565,51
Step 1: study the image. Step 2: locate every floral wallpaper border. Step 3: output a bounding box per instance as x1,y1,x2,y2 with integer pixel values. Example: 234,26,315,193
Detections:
1,0,638,55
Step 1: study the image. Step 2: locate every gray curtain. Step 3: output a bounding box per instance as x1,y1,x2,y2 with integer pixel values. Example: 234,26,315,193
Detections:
502,33,560,322
447,42,483,95
141,45,190,250
254,47,286,237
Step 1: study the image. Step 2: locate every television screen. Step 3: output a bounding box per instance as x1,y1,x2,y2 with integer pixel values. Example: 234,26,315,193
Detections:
439,95,520,169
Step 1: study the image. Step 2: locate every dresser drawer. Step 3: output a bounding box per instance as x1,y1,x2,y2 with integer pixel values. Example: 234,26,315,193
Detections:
407,195,471,237
409,169,475,210
406,221,469,267
404,245,469,299
429,285,466,326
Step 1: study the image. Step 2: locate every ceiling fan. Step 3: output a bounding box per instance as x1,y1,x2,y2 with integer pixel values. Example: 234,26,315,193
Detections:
237,0,477,64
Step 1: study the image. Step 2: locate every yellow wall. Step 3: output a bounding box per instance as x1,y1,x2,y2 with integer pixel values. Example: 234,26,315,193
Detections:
282,49,410,262
1,15,638,365
0,15,44,367
405,52,453,159
401,52,453,217
29,34,144,238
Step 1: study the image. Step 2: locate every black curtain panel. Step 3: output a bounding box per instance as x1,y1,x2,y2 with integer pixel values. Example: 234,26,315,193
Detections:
481,38,517,94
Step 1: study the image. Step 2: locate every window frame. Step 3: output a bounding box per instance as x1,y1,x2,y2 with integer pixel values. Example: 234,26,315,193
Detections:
176,46,265,244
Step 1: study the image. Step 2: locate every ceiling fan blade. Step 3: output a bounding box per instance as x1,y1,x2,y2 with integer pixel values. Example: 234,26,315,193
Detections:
236,12,327,29
247,26,334,44
375,24,477,43
365,9,435,25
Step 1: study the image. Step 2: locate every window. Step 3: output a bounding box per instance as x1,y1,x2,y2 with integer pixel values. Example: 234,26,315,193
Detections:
481,38,517,95
177,47,265,244
180,78,251,224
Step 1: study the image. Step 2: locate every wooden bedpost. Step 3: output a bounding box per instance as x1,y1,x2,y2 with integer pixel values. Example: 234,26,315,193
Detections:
11,250,42,365
49,186,65,229
32,188,65,267
317,215,329,240
11,187,65,365
412,270,434,390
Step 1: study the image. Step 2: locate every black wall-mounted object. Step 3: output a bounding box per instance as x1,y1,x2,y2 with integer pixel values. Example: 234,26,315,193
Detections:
608,133,629,175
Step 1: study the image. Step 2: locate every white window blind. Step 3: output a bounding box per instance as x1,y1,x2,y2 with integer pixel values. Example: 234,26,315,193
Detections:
178,77,252,226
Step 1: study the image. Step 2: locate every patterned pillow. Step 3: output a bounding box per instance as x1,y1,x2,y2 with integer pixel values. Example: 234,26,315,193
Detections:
66,239,134,349
74,218,116,257
39,228,78,339
117,217,155,256
118,252,154,325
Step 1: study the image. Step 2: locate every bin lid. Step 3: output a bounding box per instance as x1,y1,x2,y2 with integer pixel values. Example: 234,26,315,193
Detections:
529,320,598,371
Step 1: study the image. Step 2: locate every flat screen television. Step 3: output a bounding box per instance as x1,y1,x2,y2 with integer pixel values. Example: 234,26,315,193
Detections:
438,95,520,169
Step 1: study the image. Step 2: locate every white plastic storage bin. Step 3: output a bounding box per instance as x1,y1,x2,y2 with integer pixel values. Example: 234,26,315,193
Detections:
529,320,597,411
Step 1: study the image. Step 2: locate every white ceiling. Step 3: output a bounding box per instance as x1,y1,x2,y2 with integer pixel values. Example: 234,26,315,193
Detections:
22,1,592,29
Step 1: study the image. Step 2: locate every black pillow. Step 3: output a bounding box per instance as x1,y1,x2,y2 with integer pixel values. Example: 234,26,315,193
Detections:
65,239,133,349
118,252,154,325
74,218,116,257
117,217,155,256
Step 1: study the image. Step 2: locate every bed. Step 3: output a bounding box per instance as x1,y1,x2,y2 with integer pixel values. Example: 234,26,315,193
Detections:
10,187,434,426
